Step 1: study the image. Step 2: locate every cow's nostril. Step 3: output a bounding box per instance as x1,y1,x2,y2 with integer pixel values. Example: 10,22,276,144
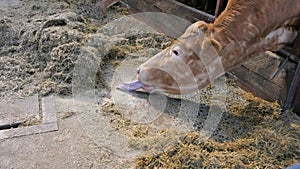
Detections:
136,68,141,74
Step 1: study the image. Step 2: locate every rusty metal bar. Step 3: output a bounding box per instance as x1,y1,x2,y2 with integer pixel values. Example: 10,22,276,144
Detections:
204,0,209,12
283,60,300,113
214,0,224,17
283,27,300,113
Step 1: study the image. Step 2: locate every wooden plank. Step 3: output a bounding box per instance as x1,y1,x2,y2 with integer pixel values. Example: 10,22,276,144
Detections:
229,52,294,103
97,0,121,8
122,0,214,23
229,66,284,102
121,0,214,38
127,12,191,38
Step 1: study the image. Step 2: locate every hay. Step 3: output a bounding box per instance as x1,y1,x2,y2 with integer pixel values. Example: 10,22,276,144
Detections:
2,1,299,168
134,90,300,169
96,13,299,168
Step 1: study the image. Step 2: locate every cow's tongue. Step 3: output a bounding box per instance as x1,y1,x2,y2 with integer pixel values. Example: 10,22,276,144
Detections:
117,80,143,92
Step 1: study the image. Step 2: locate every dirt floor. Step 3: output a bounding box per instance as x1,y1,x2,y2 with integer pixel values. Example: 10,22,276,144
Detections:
0,0,299,168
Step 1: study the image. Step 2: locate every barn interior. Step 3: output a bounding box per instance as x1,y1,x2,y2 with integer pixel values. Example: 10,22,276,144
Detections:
0,0,299,168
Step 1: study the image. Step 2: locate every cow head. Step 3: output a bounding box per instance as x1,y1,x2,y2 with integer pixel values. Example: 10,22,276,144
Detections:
136,21,224,94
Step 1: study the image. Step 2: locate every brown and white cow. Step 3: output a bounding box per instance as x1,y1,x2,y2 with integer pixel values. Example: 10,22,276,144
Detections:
119,0,300,95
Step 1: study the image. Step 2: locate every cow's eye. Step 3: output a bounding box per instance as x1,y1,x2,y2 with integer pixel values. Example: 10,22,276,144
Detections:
171,46,182,56
173,49,179,56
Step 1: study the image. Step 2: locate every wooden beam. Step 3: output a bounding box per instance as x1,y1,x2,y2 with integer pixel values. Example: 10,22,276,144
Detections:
97,0,121,8
229,66,284,102
229,52,293,103
122,0,214,23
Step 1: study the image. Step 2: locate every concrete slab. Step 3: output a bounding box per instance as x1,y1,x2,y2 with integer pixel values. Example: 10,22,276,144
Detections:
0,95,40,126
0,0,20,11
0,95,58,140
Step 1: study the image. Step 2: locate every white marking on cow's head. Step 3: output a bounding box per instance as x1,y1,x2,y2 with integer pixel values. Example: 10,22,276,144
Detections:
136,21,224,95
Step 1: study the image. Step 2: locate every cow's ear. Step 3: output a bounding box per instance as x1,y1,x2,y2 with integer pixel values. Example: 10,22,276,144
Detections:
185,21,208,34
194,21,208,32
201,37,222,53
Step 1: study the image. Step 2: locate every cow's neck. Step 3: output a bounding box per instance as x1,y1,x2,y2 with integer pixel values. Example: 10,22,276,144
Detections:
207,0,299,72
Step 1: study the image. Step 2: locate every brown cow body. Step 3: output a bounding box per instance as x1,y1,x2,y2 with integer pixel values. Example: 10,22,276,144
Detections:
124,0,300,95
211,0,300,71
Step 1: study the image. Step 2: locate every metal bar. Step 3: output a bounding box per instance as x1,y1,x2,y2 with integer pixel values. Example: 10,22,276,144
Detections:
282,26,300,113
276,49,299,64
0,122,22,130
283,61,300,112
204,0,209,12
214,0,224,17
270,56,289,80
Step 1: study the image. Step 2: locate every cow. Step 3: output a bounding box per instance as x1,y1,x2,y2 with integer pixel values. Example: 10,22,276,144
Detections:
118,0,300,95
